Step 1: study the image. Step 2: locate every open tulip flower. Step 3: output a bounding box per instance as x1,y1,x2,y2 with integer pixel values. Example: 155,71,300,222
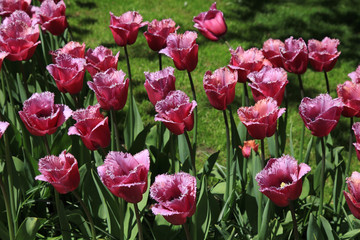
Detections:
68,104,110,151
144,66,176,106
280,36,308,75
47,54,86,94
352,123,360,160
35,150,80,194
33,0,68,36
50,41,86,62
85,45,120,77
150,172,196,225
109,11,147,47
0,10,41,61
262,38,285,68
0,0,31,17
308,37,340,72
19,92,72,136
337,81,360,117
237,97,285,139
97,150,150,203
144,18,178,52
344,171,360,219
203,66,237,110
348,66,360,84
154,90,197,135
0,121,9,138
228,46,267,83
299,94,343,137
193,2,227,41
88,68,129,111
159,31,199,72
248,66,288,106
239,140,258,159
255,155,311,207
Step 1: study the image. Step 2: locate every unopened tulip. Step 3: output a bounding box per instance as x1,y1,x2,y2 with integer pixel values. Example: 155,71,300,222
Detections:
280,36,308,74
262,38,285,68
144,18,178,52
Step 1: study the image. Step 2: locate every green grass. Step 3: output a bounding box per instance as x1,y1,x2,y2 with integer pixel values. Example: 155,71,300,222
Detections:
66,0,360,172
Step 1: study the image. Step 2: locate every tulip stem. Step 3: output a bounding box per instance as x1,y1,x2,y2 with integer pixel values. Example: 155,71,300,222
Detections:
346,117,354,177
110,109,121,151
258,139,265,234
318,137,326,223
223,110,231,201
260,139,265,168
183,222,192,240
170,133,178,173
134,203,144,240
297,74,304,99
299,124,305,162
124,45,134,147
243,82,249,106
158,53,162,71
55,190,70,240
187,71,197,156
43,135,51,155
289,201,299,240
275,129,279,158
73,191,96,239
0,175,15,240
324,71,330,94
184,131,196,176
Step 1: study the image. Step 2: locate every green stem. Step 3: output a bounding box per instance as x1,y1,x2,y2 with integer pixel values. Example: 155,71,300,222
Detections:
158,123,165,150
258,139,265,234
110,109,120,151
43,135,51,155
124,45,134,147
243,82,249,106
187,71,197,159
289,201,299,240
158,53,162,71
260,139,265,168
346,117,354,177
0,175,15,240
275,129,279,158
170,133,178,173
134,203,144,240
223,110,231,201
324,71,330,94
183,222,192,240
299,124,305,162
118,198,125,240
73,191,96,239
318,137,326,223
184,131,196,176
297,74,304,99
55,190,69,239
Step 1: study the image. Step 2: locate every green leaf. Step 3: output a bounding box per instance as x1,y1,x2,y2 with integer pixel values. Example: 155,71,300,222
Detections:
15,217,43,240
341,229,360,239
124,96,144,149
129,125,150,155
320,216,335,240
267,135,276,157
196,176,211,240
289,123,295,157
306,213,323,240
258,199,272,240
202,151,219,178
304,136,314,164
300,177,310,200
178,134,189,164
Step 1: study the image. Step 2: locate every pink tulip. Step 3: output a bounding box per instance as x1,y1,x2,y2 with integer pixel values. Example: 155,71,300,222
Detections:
203,67,237,110
159,31,199,72
0,0,31,17
262,38,285,68
0,121,9,138
144,66,176,106
109,11,147,47
144,18,178,52
353,122,360,143
248,66,288,106
308,37,340,72
337,81,360,117
50,41,86,61
19,92,72,136
344,171,360,219
348,66,360,84
88,68,129,111
154,90,197,135
256,155,311,207
150,172,196,225
239,140,258,159
68,104,110,151
299,94,343,137
193,2,227,41
0,51,9,71
280,36,308,74
35,150,80,194
85,46,120,77
237,97,285,139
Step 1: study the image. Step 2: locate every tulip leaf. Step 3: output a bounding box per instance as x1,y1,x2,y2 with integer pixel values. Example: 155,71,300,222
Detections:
196,176,212,240
0,89,5,107
129,125,150,155
202,150,219,178
306,213,324,240
124,96,144,150
289,123,295,157
16,72,27,104
320,216,337,240
278,114,287,155
304,136,314,164
0,220,8,240
258,199,272,240
15,217,44,240
341,229,360,239
145,125,158,147
267,134,276,157
178,134,190,164
300,177,310,200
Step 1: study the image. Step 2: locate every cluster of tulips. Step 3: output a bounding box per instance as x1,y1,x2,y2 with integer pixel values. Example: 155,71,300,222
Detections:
1,0,360,239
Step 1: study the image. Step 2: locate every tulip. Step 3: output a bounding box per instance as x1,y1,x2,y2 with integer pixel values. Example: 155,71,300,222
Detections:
255,155,311,207
154,90,197,135
0,10,40,61
85,45,120,77
280,36,308,75
88,68,129,111
150,172,196,225
353,122,360,143
203,67,237,110
344,171,360,219
348,66,360,84
248,66,288,106
0,51,9,71
97,150,150,203
47,54,86,94
19,92,72,136
193,2,227,41
299,94,343,137
144,66,176,106
144,18,178,52
337,81,360,117
50,41,86,61
228,46,266,83
159,31,199,72
34,0,68,36
308,37,340,72
262,38,285,68
109,11,147,47
237,97,285,139
0,0,31,17
0,121,9,138
239,140,258,159
35,150,80,194
68,104,110,150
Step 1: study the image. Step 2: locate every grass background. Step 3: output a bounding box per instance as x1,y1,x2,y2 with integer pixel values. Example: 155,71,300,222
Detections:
65,0,360,171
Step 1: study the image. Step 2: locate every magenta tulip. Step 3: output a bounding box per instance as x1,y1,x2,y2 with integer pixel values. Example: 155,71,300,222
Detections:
308,37,340,72
203,67,237,110
262,38,285,68
50,41,86,61
97,150,150,203
348,66,360,84
344,171,360,219
144,66,176,106
88,68,129,111
155,90,197,135
35,150,80,194
144,18,178,52
85,45,120,77
237,97,285,139
337,81,360,117
0,0,31,17
280,36,308,74
352,123,360,161
68,104,110,151
256,155,311,207
150,172,196,225
19,92,72,136
159,31,199,72
299,94,343,137
193,2,227,41
0,121,9,138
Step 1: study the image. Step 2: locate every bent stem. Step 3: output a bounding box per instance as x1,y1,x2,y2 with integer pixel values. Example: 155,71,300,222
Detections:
184,131,196,176
73,191,96,239
289,201,299,240
223,110,231,201
187,71,197,157
324,71,330,94
134,203,144,240
0,175,15,240
124,45,134,146
318,137,326,223
183,222,192,240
